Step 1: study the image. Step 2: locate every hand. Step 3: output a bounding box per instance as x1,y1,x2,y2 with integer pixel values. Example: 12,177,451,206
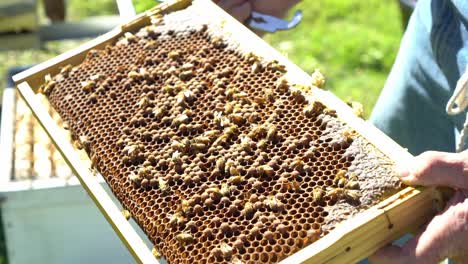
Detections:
217,0,252,23
370,150,468,264
249,0,301,18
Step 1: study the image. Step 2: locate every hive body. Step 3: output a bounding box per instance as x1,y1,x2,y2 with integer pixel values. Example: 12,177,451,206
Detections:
12,94,72,180
43,4,401,263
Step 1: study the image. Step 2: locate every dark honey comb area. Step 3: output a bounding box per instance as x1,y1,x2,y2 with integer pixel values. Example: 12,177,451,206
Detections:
41,5,402,264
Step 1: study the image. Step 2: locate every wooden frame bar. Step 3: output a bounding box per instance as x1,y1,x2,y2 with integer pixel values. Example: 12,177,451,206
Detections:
12,0,438,263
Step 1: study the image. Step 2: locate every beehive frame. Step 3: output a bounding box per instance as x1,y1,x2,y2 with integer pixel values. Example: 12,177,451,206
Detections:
13,0,437,263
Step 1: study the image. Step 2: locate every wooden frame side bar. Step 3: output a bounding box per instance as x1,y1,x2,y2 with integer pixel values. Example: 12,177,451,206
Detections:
16,82,158,264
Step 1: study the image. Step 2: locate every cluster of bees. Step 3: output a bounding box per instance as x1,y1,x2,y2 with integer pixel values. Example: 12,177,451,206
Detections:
42,11,375,263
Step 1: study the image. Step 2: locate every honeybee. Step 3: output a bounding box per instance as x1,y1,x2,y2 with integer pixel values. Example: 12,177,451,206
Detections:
303,101,321,117
249,124,267,139
229,113,245,125
144,40,158,50
128,172,141,185
203,130,220,139
40,78,56,95
215,158,226,173
175,233,194,246
292,89,306,103
265,89,275,103
211,36,224,48
347,101,365,118
251,61,262,73
257,165,275,178
213,134,230,147
158,178,169,193
228,175,244,185
224,125,239,137
323,108,337,117
181,63,194,71
241,202,256,216
121,210,131,220
137,166,150,179
79,135,91,153
268,60,287,73
152,106,166,120
327,187,361,201
127,70,140,79
275,77,289,92
179,70,194,81
342,129,356,142
334,169,347,187
137,97,150,109
292,159,305,172
168,212,186,226
124,32,137,43
151,247,161,258
304,228,322,244
312,187,325,202
171,140,186,152
239,136,253,152
266,125,280,142
123,144,142,159
168,50,181,60
345,180,360,190
225,87,236,100
171,151,183,165
60,64,73,75
214,112,230,127
219,242,233,258
264,196,284,212
220,183,231,197
311,69,326,88
81,80,95,93
193,135,211,145
234,91,250,104
244,52,261,63
172,114,190,127
231,257,244,264
191,143,207,152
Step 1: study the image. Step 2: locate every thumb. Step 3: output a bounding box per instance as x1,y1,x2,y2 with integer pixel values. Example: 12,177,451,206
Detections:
397,150,468,189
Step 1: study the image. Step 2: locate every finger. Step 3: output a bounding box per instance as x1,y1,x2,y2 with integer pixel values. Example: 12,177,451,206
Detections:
229,2,252,23
217,0,247,10
369,245,405,264
397,150,468,189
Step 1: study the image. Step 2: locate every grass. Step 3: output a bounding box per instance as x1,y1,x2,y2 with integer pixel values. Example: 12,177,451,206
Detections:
0,0,403,263
264,0,403,116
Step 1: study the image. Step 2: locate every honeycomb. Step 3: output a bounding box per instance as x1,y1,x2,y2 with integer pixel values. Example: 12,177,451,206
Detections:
12,93,72,180
40,2,401,263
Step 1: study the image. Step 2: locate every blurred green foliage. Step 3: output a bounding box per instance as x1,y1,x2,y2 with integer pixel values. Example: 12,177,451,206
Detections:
264,0,403,116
